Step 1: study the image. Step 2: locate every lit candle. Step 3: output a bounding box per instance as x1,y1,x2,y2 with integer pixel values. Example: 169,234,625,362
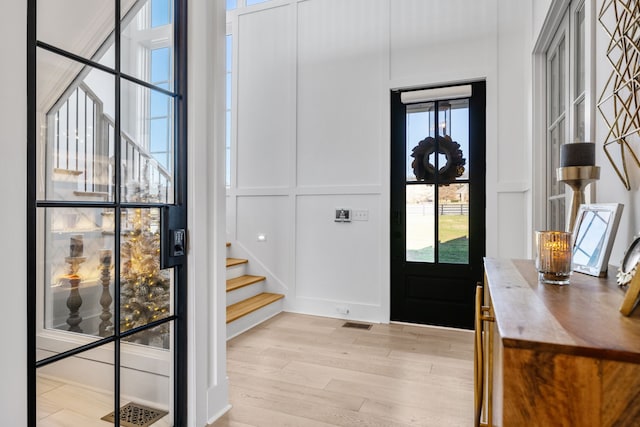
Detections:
69,235,84,258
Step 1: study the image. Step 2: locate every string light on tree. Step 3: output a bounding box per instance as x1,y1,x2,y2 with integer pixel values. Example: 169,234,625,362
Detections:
120,208,170,347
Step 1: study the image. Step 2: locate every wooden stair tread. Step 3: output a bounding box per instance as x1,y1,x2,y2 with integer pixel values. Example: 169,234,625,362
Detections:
226,257,248,267
53,168,83,176
226,293,284,323
227,275,266,292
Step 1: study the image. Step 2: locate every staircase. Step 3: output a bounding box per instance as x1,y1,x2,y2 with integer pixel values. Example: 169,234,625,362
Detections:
225,243,284,339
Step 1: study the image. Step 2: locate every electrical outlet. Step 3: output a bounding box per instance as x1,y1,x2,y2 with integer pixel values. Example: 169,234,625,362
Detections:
353,210,369,221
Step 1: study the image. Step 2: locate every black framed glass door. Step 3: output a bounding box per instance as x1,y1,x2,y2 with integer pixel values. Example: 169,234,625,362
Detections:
390,81,486,329
28,0,187,425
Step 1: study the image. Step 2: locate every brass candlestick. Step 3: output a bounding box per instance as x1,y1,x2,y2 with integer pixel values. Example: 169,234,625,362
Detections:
557,166,600,232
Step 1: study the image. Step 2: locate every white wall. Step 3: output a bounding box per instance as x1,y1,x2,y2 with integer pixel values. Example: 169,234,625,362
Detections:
593,1,640,263
227,0,533,323
531,0,640,264
189,0,230,425
0,2,27,425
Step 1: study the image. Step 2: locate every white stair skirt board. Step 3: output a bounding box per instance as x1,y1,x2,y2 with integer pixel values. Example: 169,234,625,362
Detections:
226,281,265,306
225,263,246,280
226,298,284,340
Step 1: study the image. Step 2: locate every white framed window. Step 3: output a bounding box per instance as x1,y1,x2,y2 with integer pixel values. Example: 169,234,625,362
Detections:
534,0,592,233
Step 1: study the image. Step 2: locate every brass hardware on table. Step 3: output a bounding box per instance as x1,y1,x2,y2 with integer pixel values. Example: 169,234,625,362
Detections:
475,283,495,427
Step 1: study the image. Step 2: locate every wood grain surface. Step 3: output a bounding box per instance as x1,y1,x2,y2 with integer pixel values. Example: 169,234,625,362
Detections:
484,258,640,362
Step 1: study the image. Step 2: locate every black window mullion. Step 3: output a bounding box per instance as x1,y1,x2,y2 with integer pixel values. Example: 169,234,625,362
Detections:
114,1,122,426
434,100,441,264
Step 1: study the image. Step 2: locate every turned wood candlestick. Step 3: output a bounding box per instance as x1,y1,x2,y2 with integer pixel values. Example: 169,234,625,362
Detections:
64,256,86,333
98,249,113,337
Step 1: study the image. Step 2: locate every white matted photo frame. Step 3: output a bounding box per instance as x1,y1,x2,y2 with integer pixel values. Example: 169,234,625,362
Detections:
571,203,624,277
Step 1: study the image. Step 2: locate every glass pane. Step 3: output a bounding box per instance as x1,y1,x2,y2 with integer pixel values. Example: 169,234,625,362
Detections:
37,48,115,202
120,327,172,425
38,207,115,361
226,0,238,10
152,0,172,28
576,5,585,97
121,0,174,87
37,345,114,426
559,38,566,114
550,119,565,196
37,0,115,68
247,0,270,5
121,80,174,203
438,99,469,181
406,184,435,262
550,50,558,121
438,184,469,264
120,208,174,347
575,99,585,142
406,103,435,182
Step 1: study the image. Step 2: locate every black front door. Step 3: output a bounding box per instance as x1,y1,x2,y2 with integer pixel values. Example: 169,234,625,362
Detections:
390,81,486,329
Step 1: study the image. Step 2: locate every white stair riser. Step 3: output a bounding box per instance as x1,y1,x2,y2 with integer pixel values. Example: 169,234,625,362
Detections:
227,299,283,340
226,281,265,306
226,263,247,280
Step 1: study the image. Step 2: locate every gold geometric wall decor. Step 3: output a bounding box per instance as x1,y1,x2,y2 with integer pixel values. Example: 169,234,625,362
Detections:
597,0,640,190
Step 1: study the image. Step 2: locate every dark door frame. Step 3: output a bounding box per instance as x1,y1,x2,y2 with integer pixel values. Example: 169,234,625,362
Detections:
390,81,486,329
27,1,188,425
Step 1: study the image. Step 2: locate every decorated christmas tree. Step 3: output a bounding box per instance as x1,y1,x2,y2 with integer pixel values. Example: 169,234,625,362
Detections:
120,208,170,347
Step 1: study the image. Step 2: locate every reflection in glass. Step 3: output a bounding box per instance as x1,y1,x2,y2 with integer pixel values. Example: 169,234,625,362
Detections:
39,207,115,360
406,185,435,263
37,0,115,68
121,0,174,86
37,345,114,426
37,48,115,202
438,184,469,264
120,208,173,349
573,210,611,267
406,103,435,182
121,80,174,203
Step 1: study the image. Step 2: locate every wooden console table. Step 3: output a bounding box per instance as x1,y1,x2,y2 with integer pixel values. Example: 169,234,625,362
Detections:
475,258,640,427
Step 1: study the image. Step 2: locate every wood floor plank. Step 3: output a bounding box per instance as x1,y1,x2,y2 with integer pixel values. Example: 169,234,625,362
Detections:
211,312,474,427
226,293,284,323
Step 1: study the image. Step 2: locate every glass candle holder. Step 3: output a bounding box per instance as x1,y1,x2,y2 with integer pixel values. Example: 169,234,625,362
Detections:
536,231,572,285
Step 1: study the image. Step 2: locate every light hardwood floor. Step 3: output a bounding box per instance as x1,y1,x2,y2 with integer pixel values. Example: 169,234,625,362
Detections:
211,312,474,427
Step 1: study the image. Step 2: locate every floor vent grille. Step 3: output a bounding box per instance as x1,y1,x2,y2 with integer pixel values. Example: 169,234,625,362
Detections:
101,402,168,427
342,321,372,330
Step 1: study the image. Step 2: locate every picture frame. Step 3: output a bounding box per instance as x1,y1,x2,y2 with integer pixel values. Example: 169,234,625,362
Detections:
571,203,624,277
618,234,640,316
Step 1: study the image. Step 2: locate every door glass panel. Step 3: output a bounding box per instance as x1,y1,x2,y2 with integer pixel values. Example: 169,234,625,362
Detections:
38,207,115,361
406,184,435,262
550,119,565,196
438,99,469,181
438,183,469,264
120,327,173,426
121,79,174,203
120,208,173,348
121,0,174,87
36,345,114,426
38,48,115,202
576,5,585,97
406,103,435,182
37,0,115,68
